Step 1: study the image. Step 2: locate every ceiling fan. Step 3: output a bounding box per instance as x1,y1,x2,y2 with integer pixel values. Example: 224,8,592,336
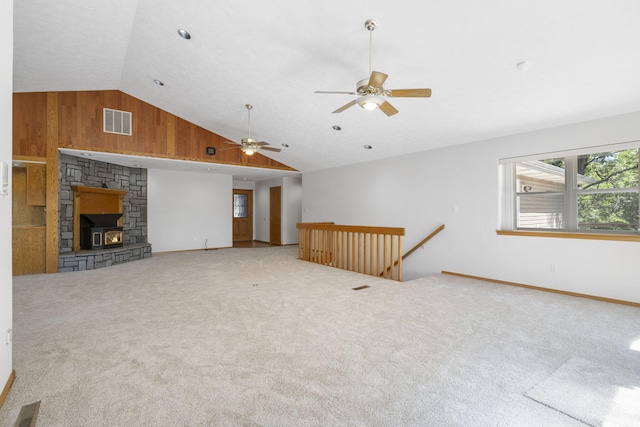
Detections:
315,19,432,117
222,104,281,155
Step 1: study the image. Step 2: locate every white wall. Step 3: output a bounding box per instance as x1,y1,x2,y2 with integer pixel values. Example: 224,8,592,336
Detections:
255,178,281,242
282,176,302,245
232,180,255,191
254,177,302,244
148,169,232,252
303,111,640,303
0,0,12,398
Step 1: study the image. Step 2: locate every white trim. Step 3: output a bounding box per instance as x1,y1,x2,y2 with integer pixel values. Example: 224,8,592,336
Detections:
498,140,640,164
565,156,578,230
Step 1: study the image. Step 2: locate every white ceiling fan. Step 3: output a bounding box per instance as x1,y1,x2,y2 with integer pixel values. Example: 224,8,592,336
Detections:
315,19,432,116
222,104,281,155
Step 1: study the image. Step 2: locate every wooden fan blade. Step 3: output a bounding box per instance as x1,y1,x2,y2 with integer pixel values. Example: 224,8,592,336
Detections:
261,146,281,152
256,141,270,146
332,99,357,113
315,90,357,95
388,88,432,98
379,101,399,117
220,146,241,151
368,71,388,89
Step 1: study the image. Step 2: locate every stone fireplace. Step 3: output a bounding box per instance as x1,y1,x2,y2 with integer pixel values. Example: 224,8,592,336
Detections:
58,155,151,272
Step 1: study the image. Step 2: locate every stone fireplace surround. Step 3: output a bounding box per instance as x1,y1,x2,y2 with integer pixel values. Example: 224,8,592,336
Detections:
58,153,151,272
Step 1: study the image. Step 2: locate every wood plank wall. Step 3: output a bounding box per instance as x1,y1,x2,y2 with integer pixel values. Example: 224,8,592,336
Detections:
14,91,298,170
11,90,296,171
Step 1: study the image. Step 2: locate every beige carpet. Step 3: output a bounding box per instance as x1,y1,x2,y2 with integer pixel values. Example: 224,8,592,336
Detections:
525,356,640,426
2,246,640,426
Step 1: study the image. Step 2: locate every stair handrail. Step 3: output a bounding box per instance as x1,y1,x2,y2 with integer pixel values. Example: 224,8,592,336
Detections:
383,224,445,275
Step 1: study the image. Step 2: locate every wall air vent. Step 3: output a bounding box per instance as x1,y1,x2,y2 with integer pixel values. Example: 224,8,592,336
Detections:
103,108,132,136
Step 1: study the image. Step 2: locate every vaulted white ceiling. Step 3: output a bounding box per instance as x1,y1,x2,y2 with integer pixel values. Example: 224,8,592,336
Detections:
13,1,640,180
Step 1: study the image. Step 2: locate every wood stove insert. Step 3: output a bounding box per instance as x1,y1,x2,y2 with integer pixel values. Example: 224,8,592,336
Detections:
80,214,124,250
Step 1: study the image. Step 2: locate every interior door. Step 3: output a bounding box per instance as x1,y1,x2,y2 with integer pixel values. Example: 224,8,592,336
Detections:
269,186,282,246
232,189,253,242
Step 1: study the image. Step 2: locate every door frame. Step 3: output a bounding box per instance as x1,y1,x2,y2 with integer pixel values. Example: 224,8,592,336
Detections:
269,186,282,246
232,189,254,242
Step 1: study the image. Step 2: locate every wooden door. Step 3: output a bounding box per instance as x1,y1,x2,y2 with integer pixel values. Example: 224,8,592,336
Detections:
233,189,253,242
269,186,282,246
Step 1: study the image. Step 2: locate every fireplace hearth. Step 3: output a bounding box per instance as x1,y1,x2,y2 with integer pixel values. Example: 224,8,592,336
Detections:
80,214,124,250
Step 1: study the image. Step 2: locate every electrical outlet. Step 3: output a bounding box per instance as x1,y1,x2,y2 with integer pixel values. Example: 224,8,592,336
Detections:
550,264,558,273
6,328,11,345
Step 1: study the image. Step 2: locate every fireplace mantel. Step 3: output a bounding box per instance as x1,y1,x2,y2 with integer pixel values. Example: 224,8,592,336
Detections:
71,186,128,252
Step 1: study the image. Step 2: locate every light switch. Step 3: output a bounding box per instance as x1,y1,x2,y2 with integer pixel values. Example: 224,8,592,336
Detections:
0,162,8,196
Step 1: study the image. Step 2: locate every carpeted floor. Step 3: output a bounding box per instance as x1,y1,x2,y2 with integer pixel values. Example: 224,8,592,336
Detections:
2,246,639,426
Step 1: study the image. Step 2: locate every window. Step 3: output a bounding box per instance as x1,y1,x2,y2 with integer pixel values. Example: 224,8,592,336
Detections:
233,194,248,218
502,147,639,234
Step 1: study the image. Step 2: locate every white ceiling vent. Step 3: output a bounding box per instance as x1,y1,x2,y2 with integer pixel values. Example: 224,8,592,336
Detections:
103,108,132,136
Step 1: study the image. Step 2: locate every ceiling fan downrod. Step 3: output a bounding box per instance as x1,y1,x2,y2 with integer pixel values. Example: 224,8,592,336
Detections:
245,104,253,140
365,19,377,77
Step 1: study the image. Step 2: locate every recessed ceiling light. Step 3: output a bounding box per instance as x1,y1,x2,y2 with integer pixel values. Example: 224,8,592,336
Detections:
281,143,290,148
177,29,191,40
364,145,372,150
81,153,91,157
332,125,341,131
153,79,164,86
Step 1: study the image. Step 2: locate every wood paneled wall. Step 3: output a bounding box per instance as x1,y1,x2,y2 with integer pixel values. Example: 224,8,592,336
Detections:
13,90,296,171
13,92,48,158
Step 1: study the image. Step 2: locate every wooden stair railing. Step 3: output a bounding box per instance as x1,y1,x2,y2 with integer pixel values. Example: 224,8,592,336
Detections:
383,224,445,277
297,222,405,281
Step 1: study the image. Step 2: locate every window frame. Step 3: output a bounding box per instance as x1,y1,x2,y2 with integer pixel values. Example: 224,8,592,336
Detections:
500,143,640,239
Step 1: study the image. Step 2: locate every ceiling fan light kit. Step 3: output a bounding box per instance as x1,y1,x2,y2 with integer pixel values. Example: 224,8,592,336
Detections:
357,94,383,110
315,19,432,117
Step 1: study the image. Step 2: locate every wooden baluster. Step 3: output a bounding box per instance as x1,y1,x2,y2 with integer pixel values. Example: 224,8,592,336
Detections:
342,231,347,269
377,234,381,278
398,236,403,282
369,233,374,276
359,232,364,273
390,235,395,280
384,234,389,279
356,232,360,273
312,229,317,263
324,230,329,265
